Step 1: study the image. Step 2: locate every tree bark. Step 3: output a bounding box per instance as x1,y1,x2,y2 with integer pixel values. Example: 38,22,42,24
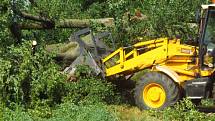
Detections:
57,18,114,28
20,11,53,24
19,18,114,30
19,23,53,29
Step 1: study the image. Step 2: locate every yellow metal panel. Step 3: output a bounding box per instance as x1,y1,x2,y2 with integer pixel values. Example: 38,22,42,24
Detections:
102,36,213,80
102,47,122,62
133,48,138,58
120,48,124,64
133,38,166,47
154,65,197,84
105,46,167,76
201,70,213,76
178,74,195,82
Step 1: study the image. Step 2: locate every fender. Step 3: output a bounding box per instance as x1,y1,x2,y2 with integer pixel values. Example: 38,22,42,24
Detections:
154,65,181,84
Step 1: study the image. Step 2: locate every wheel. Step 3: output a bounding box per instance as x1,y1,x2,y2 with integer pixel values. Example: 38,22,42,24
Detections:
134,72,180,110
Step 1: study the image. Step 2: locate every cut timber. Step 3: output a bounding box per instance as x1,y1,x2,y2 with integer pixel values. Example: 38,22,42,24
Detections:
18,18,114,29
19,23,52,29
46,42,80,61
58,18,114,28
45,34,94,62
20,11,53,24
15,11,114,29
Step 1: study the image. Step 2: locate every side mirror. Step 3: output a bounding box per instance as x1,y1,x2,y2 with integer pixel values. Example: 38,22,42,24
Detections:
195,9,201,23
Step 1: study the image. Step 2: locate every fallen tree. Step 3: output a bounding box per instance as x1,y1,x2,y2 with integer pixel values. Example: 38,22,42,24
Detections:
10,11,115,41
18,18,114,29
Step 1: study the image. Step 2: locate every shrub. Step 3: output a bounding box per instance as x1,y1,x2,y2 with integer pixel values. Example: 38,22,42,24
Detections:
1,102,118,121
49,102,118,121
150,98,210,121
2,106,33,121
0,41,66,109
64,65,120,105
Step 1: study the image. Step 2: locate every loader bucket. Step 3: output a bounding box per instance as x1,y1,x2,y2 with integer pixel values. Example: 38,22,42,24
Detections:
63,28,114,78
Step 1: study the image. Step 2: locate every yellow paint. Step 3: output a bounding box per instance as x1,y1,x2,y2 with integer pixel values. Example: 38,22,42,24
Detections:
143,83,166,108
102,37,214,85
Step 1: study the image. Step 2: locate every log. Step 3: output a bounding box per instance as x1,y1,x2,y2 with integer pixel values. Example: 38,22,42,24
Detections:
57,18,114,28
20,11,53,24
10,11,115,41
19,18,114,30
19,23,53,29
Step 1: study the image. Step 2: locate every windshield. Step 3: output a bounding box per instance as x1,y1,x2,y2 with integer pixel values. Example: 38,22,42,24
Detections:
204,9,215,50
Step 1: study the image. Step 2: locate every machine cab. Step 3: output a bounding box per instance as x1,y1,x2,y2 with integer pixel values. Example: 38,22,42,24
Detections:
199,5,215,69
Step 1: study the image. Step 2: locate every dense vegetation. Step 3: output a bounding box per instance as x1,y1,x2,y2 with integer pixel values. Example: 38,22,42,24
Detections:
0,0,215,121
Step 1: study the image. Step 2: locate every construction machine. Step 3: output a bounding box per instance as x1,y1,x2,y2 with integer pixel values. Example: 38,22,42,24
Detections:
64,4,215,110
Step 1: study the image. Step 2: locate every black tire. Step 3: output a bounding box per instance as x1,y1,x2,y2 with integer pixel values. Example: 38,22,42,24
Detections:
134,72,180,110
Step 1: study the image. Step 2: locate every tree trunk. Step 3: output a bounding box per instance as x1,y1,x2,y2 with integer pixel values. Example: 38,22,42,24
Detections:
57,18,114,28
20,11,53,24
19,23,53,29
18,18,114,30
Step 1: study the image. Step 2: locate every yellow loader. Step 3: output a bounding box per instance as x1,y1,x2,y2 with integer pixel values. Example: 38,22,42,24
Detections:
65,4,215,110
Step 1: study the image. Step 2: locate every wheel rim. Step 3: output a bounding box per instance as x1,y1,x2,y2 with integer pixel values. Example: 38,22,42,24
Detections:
143,83,166,108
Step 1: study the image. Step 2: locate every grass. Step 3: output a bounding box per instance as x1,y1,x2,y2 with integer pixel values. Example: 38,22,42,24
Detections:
2,100,215,121
1,103,117,121
2,65,215,121
108,98,215,121
108,105,159,121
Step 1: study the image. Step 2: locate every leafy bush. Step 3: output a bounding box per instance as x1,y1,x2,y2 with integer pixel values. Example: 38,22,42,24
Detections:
150,98,211,121
1,0,215,120
49,102,118,121
0,41,66,109
0,62,119,120
0,0,14,47
2,106,33,121
64,65,120,105
1,102,118,121
74,65,96,79
140,0,206,40
65,77,118,105
0,41,119,118
110,0,209,46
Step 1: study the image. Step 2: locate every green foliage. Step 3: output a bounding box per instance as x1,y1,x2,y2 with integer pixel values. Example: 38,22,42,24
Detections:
87,0,209,47
2,106,33,121
49,102,117,121
0,41,66,109
1,102,118,121
64,77,117,105
4,0,209,46
0,41,119,119
64,65,120,105
201,99,214,106
140,0,205,39
74,65,96,79
150,98,211,121
0,0,14,47
1,0,215,120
